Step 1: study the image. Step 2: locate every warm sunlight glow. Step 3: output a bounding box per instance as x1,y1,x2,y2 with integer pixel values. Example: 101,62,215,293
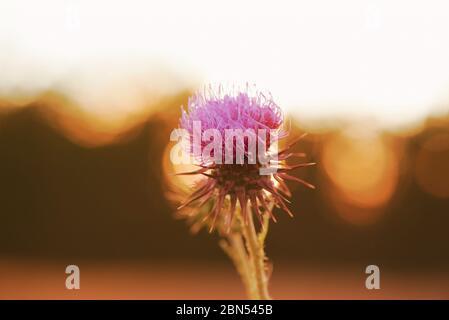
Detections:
1,0,449,128
321,127,399,223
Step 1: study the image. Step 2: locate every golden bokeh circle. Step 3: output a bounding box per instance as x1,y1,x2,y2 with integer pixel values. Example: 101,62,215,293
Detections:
321,132,399,224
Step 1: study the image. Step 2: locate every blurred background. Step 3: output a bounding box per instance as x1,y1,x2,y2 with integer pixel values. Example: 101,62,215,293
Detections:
0,0,448,299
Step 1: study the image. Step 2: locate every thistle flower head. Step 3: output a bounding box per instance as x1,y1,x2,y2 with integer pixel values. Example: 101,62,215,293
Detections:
180,85,283,146
176,85,314,233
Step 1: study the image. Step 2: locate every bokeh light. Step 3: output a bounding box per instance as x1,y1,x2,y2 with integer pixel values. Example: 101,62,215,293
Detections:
321,127,399,224
1,0,449,129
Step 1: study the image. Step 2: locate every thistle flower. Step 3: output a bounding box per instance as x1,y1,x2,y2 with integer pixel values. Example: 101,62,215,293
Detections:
177,85,315,233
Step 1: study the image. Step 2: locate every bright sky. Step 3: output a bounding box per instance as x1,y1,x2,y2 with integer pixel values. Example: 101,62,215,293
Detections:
1,0,449,128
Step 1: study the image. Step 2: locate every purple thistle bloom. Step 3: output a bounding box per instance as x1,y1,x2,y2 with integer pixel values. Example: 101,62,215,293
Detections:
177,85,315,233
181,86,283,140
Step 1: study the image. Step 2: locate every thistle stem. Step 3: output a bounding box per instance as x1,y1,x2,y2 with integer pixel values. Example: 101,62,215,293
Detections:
220,233,257,299
220,206,272,300
241,211,271,300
